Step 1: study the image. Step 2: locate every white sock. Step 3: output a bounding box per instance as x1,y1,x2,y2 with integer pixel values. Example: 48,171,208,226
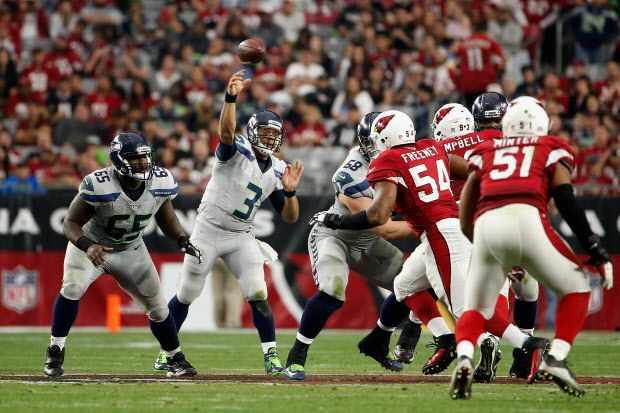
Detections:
164,347,181,358
50,336,67,350
261,341,277,354
377,319,396,332
296,333,313,345
548,339,571,361
427,317,453,337
502,324,527,348
519,327,534,336
409,311,421,324
456,340,475,359
477,332,490,346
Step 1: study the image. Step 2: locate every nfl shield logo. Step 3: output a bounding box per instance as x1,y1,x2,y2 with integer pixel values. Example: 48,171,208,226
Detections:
2,266,39,314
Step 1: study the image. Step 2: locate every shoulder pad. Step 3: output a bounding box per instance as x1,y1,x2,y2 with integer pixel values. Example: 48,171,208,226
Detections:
79,168,120,204
149,166,179,199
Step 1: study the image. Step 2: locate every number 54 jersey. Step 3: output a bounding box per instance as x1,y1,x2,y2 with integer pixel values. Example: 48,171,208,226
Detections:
368,139,458,237
468,135,575,220
197,135,287,232
78,166,178,248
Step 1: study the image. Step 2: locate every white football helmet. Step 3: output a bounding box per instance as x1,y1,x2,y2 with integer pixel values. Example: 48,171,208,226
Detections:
502,101,549,137
431,103,474,141
369,110,416,155
509,96,544,108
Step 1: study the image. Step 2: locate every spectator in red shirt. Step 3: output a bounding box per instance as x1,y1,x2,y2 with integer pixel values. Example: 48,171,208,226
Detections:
87,75,122,122
44,35,83,78
291,105,327,147
537,72,569,113
455,20,505,107
21,48,58,102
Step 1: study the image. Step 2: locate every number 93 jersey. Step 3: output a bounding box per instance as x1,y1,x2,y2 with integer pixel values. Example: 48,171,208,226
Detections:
197,135,287,232
78,166,178,248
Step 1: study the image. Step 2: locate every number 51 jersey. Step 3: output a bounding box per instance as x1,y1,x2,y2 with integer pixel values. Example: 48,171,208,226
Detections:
78,166,178,248
468,135,575,220
197,135,287,232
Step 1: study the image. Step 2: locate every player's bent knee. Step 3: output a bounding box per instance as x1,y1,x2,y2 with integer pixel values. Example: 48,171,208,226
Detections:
318,274,347,301
248,289,268,301
60,283,85,301
148,306,169,322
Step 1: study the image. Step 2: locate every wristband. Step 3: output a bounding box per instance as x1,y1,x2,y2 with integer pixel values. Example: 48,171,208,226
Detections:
283,189,296,198
224,92,237,103
178,235,189,248
76,236,96,252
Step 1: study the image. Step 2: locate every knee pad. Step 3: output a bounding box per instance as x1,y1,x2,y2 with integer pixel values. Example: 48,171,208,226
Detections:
60,283,85,301
147,305,169,322
512,278,539,302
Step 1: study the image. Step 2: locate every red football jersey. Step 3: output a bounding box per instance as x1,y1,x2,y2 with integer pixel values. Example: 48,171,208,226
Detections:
368,139,458,237
468,135,575,220
442,128,502,199
455,33,505,93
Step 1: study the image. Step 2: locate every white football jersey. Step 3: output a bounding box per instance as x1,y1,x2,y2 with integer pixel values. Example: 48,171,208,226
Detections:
79,166,178,247
197,135,286,232
327,147,378,248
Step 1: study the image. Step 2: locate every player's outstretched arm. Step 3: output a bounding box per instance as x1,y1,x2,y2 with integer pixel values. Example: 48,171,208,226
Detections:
459,171,480,242
64,194,112,268
337,193,413,240
279,160,304,223
551,163,613,289
155,200,203,263
219,70,251,146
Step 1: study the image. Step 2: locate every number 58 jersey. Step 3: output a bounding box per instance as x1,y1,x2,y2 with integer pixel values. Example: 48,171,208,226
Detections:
197,136,287,232
78,166,178,248
368,139,458,237
468,135,575,220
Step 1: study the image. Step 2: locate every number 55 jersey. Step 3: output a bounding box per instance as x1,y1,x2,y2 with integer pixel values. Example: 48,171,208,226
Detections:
78,166,178,248
197,135,287,232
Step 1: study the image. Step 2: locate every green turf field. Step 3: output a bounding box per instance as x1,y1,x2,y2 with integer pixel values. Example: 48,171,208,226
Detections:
1,330,619,413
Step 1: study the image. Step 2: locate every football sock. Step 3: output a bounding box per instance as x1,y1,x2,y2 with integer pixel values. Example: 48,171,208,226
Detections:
287,337,311,366
248,299,276,343
456,340,475,359
501,324,527,348
548,338,571,361
378,293,410,329
482,294,510,337
164,346,181,358
555,292,590,345
51,294,79,338
402,290,441,325
455,310,485,354
261,341,277,354
427,317,453,337
149,313,180,352
168,295,190,332
297,291,343,340
514,298,537,335
50,336,67,350
397,319,422,349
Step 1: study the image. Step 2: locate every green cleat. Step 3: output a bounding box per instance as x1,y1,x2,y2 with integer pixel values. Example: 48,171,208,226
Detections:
264,347,284,374
284,364,305,380
154,350,168,373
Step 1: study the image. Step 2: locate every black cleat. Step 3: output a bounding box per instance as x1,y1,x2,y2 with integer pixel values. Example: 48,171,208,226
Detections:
422,334,457,375
449,356,474,400
166,352,197,378
534,355,585,397
473,336,502,383
394,321,422,364
44,345,65,377
510,336,549,380
358,330,404,372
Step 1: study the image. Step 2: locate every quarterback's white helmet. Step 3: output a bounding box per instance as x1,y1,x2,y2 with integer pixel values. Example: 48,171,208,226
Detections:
431,103,474,141
369,110,416,155
509,96,544,108
502,101,549,137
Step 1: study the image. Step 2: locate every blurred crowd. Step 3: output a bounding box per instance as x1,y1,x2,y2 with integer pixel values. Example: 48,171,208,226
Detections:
0,0,618,196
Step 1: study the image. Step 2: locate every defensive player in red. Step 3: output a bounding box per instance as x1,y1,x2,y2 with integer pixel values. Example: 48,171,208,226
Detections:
450,101,614,399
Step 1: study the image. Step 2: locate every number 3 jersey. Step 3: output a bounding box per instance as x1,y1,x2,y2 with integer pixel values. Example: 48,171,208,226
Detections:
78,166,178,248
468,135,575,220
368,139,458,237
197,135,286,232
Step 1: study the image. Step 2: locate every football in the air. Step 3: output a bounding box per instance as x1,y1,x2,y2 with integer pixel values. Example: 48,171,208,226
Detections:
237,38,266,65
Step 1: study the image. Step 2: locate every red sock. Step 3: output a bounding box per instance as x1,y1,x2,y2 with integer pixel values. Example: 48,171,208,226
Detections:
456,310,486,345
403,291,441,325
555,292,590,344
482,294,510,337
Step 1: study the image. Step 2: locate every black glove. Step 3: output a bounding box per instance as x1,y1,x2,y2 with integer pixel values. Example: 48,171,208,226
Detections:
178,236,203,264
309,212,342,229
585,234,610,265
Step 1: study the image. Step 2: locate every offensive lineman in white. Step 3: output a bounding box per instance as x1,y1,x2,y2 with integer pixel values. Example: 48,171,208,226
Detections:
156,70,304,374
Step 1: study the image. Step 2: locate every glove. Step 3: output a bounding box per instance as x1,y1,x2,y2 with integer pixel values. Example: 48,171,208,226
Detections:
178,236,203,264
309,211,342,229
507,266,525,283
585,235,613,290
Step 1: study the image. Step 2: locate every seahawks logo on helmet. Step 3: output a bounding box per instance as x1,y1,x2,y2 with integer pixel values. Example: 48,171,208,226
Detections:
246,110,285,156
109,132,154,181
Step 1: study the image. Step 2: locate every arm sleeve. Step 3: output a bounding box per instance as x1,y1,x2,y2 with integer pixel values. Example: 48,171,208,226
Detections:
551,183,594,250
269,189,285,214
215,141,237,161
